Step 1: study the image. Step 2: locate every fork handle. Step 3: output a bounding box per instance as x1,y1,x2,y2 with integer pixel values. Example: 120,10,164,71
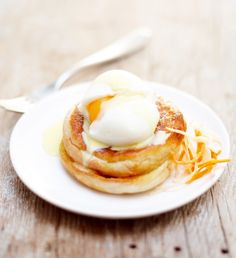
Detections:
54,27,152,90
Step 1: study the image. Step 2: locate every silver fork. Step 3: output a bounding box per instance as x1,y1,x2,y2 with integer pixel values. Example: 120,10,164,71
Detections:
0,27,152,113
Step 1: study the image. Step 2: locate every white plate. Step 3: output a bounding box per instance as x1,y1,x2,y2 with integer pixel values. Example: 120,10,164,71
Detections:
10,82,230,219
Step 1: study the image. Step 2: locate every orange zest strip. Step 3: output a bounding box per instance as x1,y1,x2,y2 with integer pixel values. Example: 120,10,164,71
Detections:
187,166,213,184
173,146,184,162
87,96,113,122
211,150,222,159
188,145,194,160
199,159,231,169
177,149,185,161
197,143,205,162
195,129,202,137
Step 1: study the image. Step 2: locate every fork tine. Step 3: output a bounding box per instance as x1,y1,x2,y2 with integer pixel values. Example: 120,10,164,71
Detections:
0,96,33,113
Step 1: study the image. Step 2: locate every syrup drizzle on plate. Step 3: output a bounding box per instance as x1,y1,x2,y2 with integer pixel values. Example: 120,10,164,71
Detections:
42,119,63,156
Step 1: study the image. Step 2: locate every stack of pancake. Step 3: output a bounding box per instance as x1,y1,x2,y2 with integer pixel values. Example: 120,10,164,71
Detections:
60,70,186,194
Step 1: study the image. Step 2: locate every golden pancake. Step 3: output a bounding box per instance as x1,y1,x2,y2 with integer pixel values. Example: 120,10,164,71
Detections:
60,142,170,194
61,97,186,178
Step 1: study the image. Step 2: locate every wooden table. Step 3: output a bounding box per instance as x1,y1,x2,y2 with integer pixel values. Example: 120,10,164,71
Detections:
0,1,235,257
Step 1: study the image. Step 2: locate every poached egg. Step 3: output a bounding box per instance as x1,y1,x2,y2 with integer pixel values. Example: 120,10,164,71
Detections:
79,70,165,151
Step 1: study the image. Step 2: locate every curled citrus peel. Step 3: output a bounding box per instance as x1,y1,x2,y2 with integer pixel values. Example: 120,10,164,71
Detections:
167,127,230,183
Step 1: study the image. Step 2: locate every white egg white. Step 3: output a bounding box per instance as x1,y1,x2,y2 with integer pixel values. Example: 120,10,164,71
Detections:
89,95,159,146
79,70,170,151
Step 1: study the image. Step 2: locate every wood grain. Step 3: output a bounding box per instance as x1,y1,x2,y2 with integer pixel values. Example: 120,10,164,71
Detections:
0,0,235,257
